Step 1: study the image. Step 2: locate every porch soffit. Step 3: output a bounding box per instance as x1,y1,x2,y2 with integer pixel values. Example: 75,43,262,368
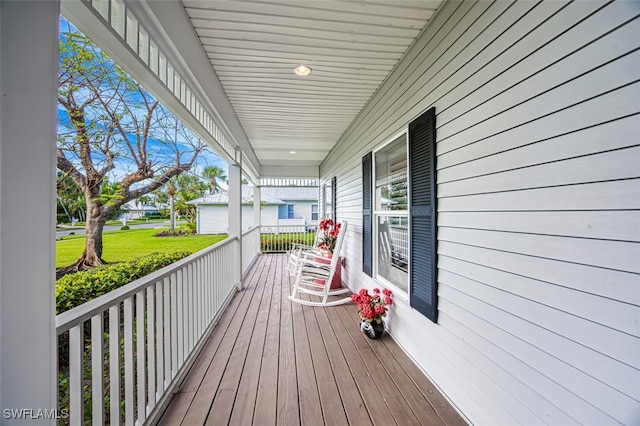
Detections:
181,0,444,171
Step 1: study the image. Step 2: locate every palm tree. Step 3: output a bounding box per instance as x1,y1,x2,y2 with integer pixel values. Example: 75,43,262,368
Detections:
167,180,176,231
202,166,227,193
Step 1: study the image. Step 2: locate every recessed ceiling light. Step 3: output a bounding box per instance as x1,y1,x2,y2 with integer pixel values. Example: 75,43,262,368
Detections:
293,65,311,76
289,151,297,154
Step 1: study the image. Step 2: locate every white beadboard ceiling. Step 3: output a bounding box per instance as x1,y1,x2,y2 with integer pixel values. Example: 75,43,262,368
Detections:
182,0,443,170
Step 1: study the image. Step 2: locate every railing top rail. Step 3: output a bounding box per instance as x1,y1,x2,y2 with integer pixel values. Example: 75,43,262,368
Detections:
55,236,239,334
242,227,261,236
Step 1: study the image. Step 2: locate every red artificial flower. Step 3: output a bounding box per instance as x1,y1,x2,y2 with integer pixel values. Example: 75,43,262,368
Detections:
319,218,334,231
329,228,339,238
353,287,393,323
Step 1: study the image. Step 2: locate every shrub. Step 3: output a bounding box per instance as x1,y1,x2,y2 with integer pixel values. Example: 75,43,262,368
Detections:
179,222,197,234
155,229,188,237
55,251,191,314
120,225,130,230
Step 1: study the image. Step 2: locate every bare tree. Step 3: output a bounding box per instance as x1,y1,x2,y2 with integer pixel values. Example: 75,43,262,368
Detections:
56,22,207,275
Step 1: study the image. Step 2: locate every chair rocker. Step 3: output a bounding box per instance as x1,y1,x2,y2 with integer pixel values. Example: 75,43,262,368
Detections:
288,221,351,307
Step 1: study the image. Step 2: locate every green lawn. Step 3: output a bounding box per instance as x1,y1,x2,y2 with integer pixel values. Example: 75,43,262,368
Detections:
56,228,227,268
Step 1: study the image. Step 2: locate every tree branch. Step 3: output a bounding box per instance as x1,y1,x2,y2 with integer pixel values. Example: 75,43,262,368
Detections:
57,149,87,189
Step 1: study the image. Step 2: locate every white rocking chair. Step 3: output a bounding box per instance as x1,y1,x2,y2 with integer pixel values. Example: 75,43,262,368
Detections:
285,226,323,275
288,221,351,307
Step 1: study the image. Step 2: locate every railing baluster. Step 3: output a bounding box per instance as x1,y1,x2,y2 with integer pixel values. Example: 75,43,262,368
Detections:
186,264,192,351
136,291,146,422
155,281,164,398
176,269,183,368
198,259,203,337
124,297,134,425
91,313,104,425
147,286,156,410
164,276,172,385
109,304,120,426
69,324,83,426
171,271,182,380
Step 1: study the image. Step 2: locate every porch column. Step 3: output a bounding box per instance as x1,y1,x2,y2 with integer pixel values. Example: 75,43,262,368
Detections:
253,186,261,229
0,0,59,423
228,151,242,290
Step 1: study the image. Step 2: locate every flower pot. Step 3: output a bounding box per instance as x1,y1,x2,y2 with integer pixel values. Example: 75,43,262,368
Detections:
360,320,385,339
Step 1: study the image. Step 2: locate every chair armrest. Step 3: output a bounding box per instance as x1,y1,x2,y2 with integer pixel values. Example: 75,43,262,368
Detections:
290,242,317,252
298,250,331,263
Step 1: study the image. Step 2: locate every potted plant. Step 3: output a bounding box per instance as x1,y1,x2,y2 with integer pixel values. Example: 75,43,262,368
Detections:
351,287,393,339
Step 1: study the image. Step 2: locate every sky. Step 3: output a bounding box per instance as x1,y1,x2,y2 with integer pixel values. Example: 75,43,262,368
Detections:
57,16,228,187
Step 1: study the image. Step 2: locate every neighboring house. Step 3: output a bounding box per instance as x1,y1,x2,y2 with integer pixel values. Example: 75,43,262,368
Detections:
190,186,318,234
121,201,159,220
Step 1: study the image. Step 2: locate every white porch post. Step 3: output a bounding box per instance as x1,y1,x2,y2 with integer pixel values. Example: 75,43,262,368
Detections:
0,0,59,423
253,186,261,230
228,151,242,290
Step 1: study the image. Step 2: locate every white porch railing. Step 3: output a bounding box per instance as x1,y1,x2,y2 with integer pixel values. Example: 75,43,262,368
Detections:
242,227,261,274
260,225,317,253
56,236,242,425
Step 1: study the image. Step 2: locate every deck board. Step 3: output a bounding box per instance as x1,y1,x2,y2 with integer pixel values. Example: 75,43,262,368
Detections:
156,254,466,425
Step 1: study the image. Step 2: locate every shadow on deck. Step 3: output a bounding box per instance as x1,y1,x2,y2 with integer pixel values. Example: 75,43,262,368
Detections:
157,254,466,425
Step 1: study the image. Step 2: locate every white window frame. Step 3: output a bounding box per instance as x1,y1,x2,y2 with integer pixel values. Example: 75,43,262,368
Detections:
372,130,410,297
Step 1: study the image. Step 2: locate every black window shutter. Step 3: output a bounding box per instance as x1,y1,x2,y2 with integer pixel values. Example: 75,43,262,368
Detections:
362,152,373,276
409,107,438,322
331,176,337,222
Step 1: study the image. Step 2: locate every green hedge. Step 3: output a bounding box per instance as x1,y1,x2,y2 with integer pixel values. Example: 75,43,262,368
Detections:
56,251,191,314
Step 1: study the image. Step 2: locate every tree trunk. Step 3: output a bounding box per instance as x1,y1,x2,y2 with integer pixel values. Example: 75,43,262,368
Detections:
56,197,108,278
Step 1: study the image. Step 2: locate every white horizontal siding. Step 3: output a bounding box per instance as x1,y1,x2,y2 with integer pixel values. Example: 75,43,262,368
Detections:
321,1,640,424
197,205,258,234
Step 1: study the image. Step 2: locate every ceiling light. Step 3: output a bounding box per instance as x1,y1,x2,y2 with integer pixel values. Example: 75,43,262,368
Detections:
289,151,297,154
293,65,311,76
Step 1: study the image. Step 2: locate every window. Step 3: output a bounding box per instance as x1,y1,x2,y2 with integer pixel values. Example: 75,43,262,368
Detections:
311,204,318,221
362,107,437,322
374,134,409,292
324,180,332,220
323,177,337,221
278,204,295,219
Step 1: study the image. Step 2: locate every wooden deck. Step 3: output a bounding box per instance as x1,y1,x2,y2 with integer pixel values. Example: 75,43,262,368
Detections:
157,254,466,426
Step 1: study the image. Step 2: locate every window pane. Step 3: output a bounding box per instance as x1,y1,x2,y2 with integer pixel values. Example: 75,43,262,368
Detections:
376,215,408,292
375,135,407,211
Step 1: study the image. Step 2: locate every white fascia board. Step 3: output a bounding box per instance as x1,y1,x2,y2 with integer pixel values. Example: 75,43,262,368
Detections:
260,165,320,179
133,0,261,172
